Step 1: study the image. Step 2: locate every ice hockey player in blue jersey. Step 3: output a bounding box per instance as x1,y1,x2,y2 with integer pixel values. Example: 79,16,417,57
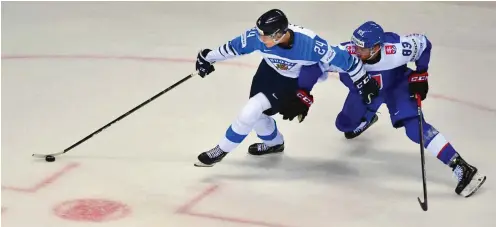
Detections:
315,21,485,197
193,9,380,167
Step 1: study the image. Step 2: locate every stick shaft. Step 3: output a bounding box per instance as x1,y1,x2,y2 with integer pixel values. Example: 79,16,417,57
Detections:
34,72,196,157
416,94,428,211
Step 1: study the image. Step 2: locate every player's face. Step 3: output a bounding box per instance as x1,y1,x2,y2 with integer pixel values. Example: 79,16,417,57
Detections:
258,32,285,48
354,46,372,60
355,45,380,61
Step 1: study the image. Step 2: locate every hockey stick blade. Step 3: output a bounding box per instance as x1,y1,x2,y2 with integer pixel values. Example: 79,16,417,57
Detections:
32,151,65,158
31,71,199,159
417,197,428,211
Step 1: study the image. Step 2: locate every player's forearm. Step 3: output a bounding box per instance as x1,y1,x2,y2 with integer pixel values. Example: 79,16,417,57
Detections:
327,47,366,82
345,56,366,82
298,63,323,91
205,41,240,62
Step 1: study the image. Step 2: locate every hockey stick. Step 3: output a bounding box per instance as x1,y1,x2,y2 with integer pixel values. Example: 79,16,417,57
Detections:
32,71,199,158
415,94,428,211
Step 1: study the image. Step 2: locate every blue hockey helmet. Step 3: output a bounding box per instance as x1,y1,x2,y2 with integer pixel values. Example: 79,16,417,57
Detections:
351,21,384,48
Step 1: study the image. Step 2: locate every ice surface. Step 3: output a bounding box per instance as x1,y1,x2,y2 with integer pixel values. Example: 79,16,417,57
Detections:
2,2,496,227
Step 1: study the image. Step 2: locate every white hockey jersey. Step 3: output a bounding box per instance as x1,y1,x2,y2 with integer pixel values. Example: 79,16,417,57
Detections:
334,32,432,90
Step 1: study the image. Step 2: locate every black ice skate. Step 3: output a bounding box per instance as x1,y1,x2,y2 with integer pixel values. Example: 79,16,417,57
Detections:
344,114,379,139
248,142,284,156
194,145,228,167
449,154,486,197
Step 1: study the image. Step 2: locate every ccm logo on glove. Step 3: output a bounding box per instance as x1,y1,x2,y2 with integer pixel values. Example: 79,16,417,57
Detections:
297,91,313,107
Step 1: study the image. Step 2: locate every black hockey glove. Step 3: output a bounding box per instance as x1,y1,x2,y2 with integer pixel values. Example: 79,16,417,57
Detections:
196,49,215,78
354,74,380,105
280,89,314,123
408,71,429,100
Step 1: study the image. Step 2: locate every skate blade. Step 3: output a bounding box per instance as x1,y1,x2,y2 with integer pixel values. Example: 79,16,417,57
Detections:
194,161,215,167
248,151,284,157
461,173,487,197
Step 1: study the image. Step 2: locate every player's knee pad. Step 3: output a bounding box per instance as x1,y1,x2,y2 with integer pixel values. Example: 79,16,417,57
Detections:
255,116,279,141
253,114,274,134
236,93,272,129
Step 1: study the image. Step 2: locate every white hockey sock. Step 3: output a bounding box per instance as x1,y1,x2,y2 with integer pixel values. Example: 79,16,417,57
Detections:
253,114,284,147
218,93,271,152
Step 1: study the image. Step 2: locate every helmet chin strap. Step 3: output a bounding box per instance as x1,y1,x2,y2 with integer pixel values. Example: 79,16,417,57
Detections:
272,31,287,44
367,46,380,60
256,28,287,45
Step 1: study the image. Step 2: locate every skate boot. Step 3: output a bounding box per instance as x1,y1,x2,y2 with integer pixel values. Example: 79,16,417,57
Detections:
248,142,284,156
449,154,487,197
194,145,228,167
344,114,379,139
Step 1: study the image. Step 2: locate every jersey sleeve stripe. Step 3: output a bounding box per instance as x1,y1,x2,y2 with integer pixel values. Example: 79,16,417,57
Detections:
227,42,239,55
347,58,366,82
217,47,226,58
222,44,230,56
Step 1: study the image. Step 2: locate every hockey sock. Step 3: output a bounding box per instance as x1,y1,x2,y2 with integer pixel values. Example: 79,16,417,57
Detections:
218,93,272,152
404,118,458,165
253,114,284,147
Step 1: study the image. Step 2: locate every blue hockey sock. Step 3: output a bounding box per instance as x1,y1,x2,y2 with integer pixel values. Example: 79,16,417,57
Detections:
403,118,458,165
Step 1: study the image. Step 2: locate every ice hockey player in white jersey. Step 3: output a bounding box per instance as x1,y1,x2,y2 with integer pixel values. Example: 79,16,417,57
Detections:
305,21,485,197
193,9,380,167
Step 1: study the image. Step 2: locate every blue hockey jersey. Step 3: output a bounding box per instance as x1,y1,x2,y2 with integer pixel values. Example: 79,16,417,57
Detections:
204,24,367,91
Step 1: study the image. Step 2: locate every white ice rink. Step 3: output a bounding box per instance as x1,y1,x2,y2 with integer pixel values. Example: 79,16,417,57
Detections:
2,1,496,227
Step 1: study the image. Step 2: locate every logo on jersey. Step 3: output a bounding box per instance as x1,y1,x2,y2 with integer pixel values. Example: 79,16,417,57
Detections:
322,48,336,63
346,45,356,54
371,74,383,90
385,45,396,55
268,58,297,71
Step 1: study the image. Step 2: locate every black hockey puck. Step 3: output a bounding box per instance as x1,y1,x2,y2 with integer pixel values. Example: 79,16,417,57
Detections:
45,155,56,162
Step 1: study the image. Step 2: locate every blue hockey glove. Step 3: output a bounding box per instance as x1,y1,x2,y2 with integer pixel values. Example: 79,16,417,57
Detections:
196,49,215,78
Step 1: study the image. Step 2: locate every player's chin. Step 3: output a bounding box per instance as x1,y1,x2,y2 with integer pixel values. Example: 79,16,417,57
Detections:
263,42,276,48
358,55,369,61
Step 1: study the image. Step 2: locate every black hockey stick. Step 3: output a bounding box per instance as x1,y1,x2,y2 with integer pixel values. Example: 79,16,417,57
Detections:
415,94,428,211
32,71,199,158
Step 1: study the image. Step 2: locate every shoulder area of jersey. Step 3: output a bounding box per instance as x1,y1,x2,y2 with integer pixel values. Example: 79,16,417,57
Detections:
288,24,317,38
382,32,427,44
338,41,357,55
241,27,260,37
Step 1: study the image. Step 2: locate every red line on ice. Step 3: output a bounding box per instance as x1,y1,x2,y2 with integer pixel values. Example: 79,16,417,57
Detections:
176,184,294,227
2,54,495,114
2,163,80,193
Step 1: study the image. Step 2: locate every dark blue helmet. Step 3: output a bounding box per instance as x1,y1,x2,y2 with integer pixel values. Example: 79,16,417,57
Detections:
256,9,288,36
351,21,384,48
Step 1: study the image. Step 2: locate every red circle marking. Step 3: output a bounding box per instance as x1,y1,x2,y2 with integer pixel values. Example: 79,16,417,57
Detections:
53,199,131,222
